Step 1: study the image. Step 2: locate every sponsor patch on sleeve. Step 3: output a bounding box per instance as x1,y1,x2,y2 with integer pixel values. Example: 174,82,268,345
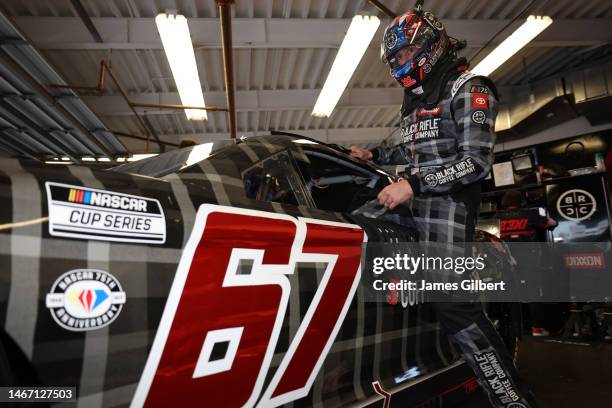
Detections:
45,182,166,244
472,93,489,109
470,85,489,94
472,110,487,124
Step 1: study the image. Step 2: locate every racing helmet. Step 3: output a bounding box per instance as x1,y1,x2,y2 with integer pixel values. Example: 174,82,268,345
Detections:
381,9,451,90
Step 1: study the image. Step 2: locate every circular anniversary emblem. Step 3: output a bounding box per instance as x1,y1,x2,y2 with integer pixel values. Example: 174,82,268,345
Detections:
556,189,596,221
472,110,486,124
423,64,432,74
45,269,126,332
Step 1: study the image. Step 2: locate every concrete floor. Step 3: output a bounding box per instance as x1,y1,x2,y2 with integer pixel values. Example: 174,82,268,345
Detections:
462,336,612,407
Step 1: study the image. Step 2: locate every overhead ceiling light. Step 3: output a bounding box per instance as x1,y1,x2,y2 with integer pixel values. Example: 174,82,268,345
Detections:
155,13,207,120
312,14,380,118
471,15,553,76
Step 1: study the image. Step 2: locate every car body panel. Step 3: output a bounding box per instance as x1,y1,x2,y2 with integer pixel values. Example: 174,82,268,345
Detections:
0,135,465,407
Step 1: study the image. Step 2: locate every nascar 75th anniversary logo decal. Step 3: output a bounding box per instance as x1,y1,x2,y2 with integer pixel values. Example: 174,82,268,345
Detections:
46,269,126,331
131,204,365,408
45,182,166,244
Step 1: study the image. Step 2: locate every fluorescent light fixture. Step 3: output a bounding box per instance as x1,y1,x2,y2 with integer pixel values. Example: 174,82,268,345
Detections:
472,15,552,76
81,157,96,162
155,13,207,120
312,14,380,117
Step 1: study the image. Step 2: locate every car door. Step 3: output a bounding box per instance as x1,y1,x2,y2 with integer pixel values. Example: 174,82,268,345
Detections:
280,146,461,404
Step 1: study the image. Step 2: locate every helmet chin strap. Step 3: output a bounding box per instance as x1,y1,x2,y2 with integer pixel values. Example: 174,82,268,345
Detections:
400,56,467,115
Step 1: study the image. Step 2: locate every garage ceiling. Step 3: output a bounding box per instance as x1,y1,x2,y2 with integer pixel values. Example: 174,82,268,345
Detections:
1,0,611,156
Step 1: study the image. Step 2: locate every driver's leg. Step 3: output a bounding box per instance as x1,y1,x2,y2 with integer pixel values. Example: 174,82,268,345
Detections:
412,192,538,408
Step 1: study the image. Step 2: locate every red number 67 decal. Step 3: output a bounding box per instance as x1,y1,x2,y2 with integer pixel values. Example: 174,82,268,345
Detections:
131,204,365,407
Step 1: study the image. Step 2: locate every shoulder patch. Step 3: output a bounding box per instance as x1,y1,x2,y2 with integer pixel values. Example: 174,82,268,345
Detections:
472,110,487,124
450,71,477,100
470,85,489,94
472,93,489,109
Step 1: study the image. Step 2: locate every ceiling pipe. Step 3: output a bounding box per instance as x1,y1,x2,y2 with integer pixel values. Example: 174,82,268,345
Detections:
131,103,228,112
69,0,104,43
216,0,237,139
49,59,230,150
49,60,174,153
101,60,159,152
0,49,115,158
109,130,180,148
367,0,397,18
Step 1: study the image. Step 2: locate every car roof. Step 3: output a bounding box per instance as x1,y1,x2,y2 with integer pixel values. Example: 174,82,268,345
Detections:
111,132,392,179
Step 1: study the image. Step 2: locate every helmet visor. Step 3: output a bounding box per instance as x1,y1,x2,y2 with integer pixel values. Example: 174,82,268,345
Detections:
387,44,422,70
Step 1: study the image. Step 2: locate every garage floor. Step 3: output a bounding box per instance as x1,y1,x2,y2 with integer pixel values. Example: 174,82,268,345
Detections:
463,336,612,407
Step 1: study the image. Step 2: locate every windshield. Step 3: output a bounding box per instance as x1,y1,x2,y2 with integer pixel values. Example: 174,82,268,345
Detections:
111,140,235,177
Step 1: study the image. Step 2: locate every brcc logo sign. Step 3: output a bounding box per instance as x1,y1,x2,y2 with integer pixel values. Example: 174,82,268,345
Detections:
556,189,596,221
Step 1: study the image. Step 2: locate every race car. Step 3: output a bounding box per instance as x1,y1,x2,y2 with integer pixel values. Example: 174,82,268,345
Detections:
0,132,519,407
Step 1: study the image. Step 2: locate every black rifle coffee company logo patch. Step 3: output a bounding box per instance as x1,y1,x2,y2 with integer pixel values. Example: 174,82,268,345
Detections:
556,189,596,221
45,182,166,244
473,350,527,408
472,110,486,124
422,158,476,187
401,117,440,142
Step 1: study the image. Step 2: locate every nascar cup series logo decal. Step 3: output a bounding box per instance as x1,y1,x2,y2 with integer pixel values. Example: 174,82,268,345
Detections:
46,269,126,331
45,182,166,244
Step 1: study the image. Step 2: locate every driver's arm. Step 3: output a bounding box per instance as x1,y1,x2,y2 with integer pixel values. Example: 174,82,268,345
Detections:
370,144,410,166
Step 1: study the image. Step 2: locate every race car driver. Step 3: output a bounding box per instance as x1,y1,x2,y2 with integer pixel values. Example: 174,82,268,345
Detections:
350,7,538,408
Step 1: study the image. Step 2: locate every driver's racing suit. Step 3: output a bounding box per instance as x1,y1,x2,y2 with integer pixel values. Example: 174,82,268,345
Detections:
369,70,537,408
